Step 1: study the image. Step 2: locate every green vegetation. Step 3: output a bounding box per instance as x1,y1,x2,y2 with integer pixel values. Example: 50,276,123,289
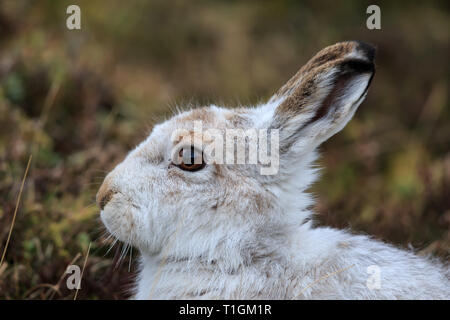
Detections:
0,0,448,299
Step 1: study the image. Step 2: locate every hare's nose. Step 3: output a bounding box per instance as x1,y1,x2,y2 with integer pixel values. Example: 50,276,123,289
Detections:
96,180,116,210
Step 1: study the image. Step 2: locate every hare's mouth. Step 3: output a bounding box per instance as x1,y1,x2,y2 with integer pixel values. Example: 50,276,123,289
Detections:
100,196,139,246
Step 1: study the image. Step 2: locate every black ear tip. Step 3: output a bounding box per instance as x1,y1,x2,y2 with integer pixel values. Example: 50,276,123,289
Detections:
354,41,376,62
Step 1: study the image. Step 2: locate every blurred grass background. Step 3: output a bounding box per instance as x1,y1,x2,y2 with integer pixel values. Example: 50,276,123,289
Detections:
0,0,449,299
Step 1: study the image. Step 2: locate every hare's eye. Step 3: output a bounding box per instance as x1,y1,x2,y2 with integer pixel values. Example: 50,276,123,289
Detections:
175,146,205,172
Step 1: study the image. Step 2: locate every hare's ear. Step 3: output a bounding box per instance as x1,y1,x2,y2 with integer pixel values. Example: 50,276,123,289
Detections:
268,41,375,155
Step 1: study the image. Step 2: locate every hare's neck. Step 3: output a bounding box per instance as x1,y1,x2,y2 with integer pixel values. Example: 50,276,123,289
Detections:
135,218,314,299
154,216,296,268
136,209,314,297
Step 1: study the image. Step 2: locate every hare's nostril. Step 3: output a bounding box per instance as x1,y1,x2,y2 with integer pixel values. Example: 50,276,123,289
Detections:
97,189,116,210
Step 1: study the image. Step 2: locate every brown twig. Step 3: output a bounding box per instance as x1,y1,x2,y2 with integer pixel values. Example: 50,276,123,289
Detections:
74,242,91,300
0,154,32,267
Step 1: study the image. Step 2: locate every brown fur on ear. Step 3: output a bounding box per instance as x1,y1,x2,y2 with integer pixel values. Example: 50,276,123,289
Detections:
272,41,375,124
272,41,357,102
271,41,375,117
269,41,375,154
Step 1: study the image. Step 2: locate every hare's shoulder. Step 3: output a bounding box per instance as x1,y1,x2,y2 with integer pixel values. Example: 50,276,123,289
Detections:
290,227,450,299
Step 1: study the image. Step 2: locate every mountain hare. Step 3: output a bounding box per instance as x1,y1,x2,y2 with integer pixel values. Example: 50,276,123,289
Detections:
97,41,449,299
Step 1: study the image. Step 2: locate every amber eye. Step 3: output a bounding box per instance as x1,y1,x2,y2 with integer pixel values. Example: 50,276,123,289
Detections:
175,146,205,172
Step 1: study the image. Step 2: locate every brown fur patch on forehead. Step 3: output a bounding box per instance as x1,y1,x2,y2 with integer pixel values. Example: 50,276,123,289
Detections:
177,107,216,124
169,107,223,144
225,109,252,129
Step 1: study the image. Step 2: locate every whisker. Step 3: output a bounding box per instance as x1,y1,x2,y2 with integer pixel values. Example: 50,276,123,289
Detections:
128,246,133,272
117,242,129,268
105,238,119,256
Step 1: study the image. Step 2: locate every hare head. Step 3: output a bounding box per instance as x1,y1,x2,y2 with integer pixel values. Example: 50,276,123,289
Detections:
97,41,375,263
